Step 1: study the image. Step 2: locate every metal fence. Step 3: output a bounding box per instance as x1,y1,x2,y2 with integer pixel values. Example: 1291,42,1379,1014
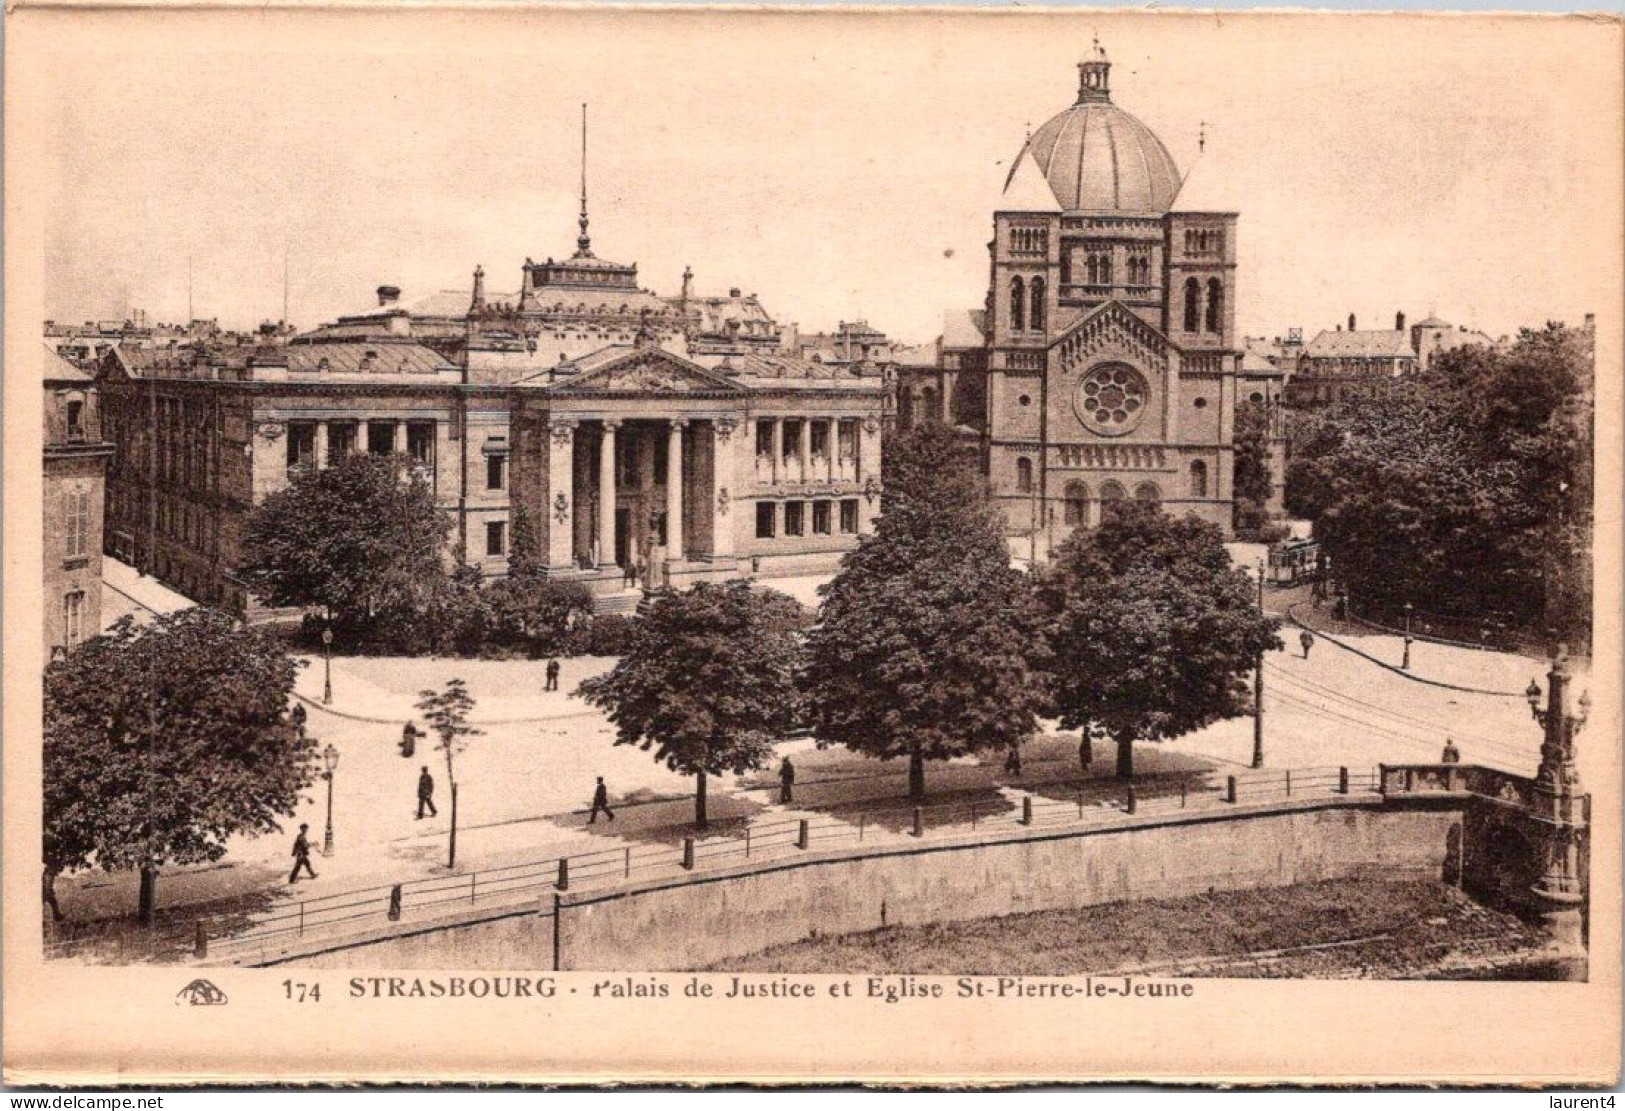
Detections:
154,764,1397,964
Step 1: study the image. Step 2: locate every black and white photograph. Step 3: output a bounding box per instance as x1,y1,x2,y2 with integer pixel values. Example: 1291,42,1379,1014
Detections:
6,4,1619,1086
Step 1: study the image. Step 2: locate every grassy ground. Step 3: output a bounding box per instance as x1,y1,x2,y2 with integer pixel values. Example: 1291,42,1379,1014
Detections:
706,877,1568,980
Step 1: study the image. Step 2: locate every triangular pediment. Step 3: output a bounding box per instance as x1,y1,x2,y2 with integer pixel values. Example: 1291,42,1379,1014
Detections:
1051,300,1172,374
545,347,748,395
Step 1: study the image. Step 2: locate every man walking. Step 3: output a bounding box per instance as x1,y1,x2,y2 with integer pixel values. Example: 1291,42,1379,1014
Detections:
588,776,615,823
545,658,561,693
779,756,796,804
288,823,318,883
1441,737,1462,764
416,766,438,819
1299,629,1315,659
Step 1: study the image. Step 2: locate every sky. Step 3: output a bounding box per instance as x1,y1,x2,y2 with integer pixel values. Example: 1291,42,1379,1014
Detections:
31,8,1622,345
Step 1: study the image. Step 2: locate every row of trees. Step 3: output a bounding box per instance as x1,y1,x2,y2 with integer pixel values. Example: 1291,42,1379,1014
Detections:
1286,323,1593,646
584,425,1280,825
238,454,630,657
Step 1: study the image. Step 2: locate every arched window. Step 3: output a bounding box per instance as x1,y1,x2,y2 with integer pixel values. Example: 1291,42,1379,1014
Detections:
1205,278,1224,333
1063,481,1090,528
1099,253,1113,285
1029,278,1046,333
1085,254,1098,285
1134,482,1162,506
1010,277,1025,332
1183,277,1201,332
1015,457,1033,494
1099,481,1128,522
1060,250,1072,286
1189,461,1208,498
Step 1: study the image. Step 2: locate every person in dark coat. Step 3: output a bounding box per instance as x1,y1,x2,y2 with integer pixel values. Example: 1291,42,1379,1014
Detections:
1079,733,1093,771
1441,738,1462,764
416,766,437,819
400,721,418,758
779,757,796,804
290,702,307,733
1299,629,1315,659
288,823,318,883
545,658,561,692
588,776,614,823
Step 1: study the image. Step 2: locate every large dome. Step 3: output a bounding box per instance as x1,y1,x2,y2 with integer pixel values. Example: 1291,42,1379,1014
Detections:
1003,55,1182,215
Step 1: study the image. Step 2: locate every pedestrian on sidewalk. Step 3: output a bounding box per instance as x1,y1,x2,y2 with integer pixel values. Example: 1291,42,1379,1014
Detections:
623,560,636,589
400,721,418,758
290,702,307,734
588,776,615,823
288,824,318,883
1299,629,1315,659
545,658,561,692
779,756,796,804
1079,733,1093,772
1004,745,1022,776
1441,738,1461,764
416,766,438,819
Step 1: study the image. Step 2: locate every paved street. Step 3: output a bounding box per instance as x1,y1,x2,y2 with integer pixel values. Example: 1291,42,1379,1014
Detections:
51,567,1585,958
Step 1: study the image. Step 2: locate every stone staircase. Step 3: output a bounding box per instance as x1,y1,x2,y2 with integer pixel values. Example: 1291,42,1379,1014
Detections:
592,589,644,616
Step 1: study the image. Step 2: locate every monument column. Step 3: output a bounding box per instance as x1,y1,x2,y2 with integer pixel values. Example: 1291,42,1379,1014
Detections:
547,419,577,571
666,419,686,563
599,419,619,569
314,422,329,470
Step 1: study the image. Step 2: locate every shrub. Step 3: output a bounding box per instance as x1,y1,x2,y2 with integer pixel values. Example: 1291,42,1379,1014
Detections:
579,613,639,657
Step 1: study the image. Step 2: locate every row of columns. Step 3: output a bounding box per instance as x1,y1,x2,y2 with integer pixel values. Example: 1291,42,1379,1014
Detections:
308,419,411,468
550,416,734,573
759,417,858,485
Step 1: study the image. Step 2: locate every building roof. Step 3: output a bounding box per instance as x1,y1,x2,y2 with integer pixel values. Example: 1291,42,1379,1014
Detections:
1303,329,1416,359
890,342,939,369
1170,149,1236,213
109,340,456,381
722,352,880,391
1004,66,1182,214
44,345,95,384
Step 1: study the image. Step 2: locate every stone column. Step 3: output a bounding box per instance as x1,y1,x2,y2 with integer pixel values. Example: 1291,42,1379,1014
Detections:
547,420,577,571
666,419,686,563
598,420,619,569
826,418,838,482
711,417,737,559
798,419,811,485
770,418,783,485
393,420,407,455
314,422,329,470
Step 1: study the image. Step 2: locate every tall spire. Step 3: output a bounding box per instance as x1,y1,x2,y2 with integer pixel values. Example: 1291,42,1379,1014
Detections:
574,102,594,259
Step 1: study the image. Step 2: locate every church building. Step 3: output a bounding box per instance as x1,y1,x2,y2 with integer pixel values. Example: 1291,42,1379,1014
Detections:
919,45,1243,554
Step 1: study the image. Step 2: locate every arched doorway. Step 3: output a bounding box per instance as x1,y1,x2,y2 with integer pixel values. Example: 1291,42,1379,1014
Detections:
1099,480,1127,523
1062,481,1090,530
1134,482,1162,508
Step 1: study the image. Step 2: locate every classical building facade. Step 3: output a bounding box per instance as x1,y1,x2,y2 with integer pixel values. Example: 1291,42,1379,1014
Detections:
1283,311,1498,405
96,192,883,615
44,348,114,654
945,46,1244,552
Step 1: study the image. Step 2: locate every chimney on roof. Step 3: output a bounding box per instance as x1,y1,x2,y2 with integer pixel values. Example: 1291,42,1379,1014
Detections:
470,266,486,314
1395,311,1406,331
1584,312,1596,332
729,287,741,299
377,285,402,308
1348,313,1357,332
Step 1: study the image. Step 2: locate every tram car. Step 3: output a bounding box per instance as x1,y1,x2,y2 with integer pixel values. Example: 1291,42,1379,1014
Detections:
1267,537,1323,586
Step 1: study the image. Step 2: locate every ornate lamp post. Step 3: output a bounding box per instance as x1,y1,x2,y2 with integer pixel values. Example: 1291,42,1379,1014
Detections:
1524,644,1591,950
321,742,339,857
321,626,334,705
1401,601,1413,670
1252,558,1266,769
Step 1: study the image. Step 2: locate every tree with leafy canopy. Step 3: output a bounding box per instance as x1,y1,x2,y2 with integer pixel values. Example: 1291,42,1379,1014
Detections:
578,581,805,828
803,423,1048,799
1038,503,1282,779
415,678,483,866
238,452,452,635
43,610,313,924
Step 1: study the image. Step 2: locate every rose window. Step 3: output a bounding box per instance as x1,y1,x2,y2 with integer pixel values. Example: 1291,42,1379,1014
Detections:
1075,364,1148,435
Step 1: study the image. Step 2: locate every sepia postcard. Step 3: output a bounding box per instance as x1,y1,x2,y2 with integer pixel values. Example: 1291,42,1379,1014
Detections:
4,3,1622,1086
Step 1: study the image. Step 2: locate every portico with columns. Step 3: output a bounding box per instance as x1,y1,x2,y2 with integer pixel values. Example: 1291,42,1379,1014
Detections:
513,340,883,596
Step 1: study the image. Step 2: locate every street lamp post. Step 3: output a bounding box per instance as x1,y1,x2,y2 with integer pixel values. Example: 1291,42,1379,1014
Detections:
1402,601,1413,670
321,743,339,857
321,626,334,705
1252,558,1266,769
1524,644,1591,953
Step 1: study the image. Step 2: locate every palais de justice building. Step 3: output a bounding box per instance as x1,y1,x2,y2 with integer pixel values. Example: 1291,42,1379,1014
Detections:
97,171,883,615
913,47,1245,550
